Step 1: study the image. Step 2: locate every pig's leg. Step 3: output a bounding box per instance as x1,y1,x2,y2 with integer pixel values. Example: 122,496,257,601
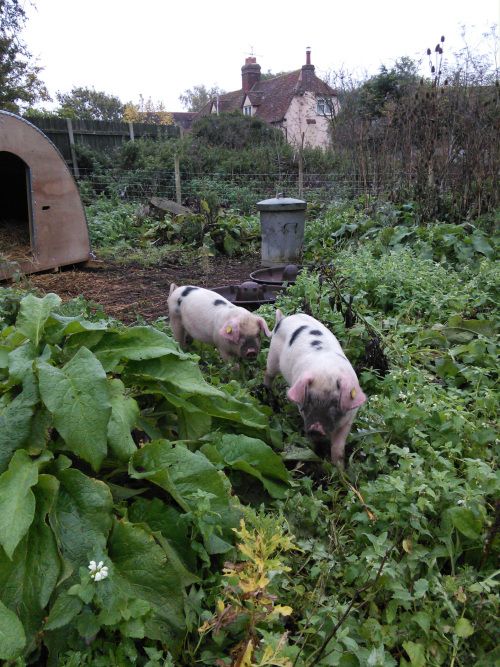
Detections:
264,345,280,388
330,412,356,468
170,313,189,349
220,347,236,362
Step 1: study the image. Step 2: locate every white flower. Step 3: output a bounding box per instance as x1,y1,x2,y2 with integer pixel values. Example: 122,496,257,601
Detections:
456,499,465,506
88,559,109,581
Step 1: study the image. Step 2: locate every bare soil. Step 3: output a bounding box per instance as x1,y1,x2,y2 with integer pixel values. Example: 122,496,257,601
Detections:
0,220,32,262
22,251,262,323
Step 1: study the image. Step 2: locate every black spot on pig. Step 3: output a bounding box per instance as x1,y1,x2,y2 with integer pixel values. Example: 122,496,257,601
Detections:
213,299,226,306
289,325,308,346
181,286,198,297
177,298,182,306
310,330,323,336
274,318,283,334
310,340,322,350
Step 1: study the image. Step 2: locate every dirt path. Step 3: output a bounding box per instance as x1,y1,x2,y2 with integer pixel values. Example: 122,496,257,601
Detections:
24,251,261,323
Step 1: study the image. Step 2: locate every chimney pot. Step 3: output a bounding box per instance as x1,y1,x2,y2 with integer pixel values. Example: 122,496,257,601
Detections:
306,47,311,65
241,57,261,93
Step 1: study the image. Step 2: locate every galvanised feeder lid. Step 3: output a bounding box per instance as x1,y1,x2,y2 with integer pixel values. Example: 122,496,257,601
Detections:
257,196,307,211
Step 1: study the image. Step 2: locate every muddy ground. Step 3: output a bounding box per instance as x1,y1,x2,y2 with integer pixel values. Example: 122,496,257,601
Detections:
21,251,262,323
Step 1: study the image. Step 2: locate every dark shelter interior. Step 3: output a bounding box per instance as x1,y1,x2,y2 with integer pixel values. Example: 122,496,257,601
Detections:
0,151,31,257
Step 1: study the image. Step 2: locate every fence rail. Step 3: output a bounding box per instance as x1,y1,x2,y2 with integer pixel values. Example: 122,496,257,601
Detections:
77,167,414,209
28,118,179,174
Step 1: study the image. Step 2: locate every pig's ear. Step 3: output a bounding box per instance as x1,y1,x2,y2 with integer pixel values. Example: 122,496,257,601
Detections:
219,319,240,343
339,380,367,411
257,317,272,337
287,373,313,404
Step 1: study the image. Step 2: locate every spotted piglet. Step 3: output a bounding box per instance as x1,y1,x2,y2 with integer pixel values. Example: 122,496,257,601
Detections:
167,284,271,361
264,310,366,467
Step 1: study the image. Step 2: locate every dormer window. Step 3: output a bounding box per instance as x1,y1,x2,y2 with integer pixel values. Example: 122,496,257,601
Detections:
243,105,252,116
316,97,333,115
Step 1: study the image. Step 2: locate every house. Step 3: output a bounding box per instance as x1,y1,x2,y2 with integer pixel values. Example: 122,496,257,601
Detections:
171,111,197,135
195,49,338,149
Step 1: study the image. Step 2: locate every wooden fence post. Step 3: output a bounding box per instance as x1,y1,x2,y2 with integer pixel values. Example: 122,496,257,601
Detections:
298,132,304,198
174,154,181,204
128,122,135,141
66,118,80,178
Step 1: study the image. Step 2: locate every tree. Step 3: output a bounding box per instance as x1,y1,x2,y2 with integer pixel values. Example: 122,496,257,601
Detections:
55,86,124,121
357,56,420,118
179,84,225,112
191,111,284,149
0,0,50,112
122,95,173,125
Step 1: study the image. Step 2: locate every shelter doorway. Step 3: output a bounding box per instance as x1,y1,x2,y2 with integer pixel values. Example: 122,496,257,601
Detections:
0,151,33,262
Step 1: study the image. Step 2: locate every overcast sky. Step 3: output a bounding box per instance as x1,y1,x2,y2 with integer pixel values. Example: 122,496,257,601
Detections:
22,0,499,111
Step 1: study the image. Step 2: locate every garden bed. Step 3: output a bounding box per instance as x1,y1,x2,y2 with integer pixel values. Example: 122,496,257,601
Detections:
25,252,260,323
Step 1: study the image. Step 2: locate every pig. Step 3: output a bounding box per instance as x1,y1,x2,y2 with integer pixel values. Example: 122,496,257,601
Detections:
167,284,271,361
264,310,367,467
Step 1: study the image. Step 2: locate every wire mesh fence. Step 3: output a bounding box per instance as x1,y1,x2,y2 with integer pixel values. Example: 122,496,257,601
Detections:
77,168,401,208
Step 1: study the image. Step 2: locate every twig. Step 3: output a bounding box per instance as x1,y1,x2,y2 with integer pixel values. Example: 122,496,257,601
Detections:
303,531,401,667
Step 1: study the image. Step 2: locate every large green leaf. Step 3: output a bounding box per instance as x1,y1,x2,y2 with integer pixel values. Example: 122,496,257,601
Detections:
0,475,61,653
0,450,38,559
129,497,198,574
445,316,496,340
107,379,139,462
201,434,290,498
447,507,483,540
0,375,39,473
471,232,493,256
38,347,111,470
126,355,225,397
50,468,113,571
88,326,189,371
130,440,239,554
44,314,109,345
0,599,25,660
192,392,269,431
44,593,83,631
107,519,186,649
7,341,37,383
16,293,61,347
153,387,213,440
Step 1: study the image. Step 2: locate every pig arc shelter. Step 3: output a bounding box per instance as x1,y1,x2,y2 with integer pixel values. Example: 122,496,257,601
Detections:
0,110,90,280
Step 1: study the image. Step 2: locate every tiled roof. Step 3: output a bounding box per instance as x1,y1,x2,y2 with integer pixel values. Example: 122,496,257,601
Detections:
171,112,197,129
194,68,336,125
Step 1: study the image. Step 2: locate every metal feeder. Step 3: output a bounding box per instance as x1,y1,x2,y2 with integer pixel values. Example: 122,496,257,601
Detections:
211,281,283,311
249,263,304,285
257,196,306,267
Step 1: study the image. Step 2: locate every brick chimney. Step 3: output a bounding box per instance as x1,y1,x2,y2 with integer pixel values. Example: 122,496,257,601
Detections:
300,47,315,89
241,56,261,93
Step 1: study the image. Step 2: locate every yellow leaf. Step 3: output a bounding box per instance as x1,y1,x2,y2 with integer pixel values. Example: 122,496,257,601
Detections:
274,605,293,616
239,639,254,667
216,598,225,613
402,538,413,553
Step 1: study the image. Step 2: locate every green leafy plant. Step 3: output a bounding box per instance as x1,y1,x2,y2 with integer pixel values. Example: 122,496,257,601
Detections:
0,292,286,664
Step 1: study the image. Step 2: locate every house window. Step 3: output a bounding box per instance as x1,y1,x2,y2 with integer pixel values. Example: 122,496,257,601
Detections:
243,105,252,116
316,97,333,115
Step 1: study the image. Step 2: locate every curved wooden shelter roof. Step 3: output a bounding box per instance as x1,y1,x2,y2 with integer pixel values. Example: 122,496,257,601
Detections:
0,111,90,280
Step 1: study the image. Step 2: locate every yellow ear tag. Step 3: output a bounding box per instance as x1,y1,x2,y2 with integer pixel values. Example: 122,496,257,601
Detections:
226,326,232,334
351,388,357,399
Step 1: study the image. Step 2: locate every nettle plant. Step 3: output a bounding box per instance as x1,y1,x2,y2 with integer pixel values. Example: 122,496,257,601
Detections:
0,292,291,665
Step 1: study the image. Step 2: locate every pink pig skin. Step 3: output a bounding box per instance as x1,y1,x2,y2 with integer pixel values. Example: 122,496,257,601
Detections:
265,310,366,467
167,284,271,361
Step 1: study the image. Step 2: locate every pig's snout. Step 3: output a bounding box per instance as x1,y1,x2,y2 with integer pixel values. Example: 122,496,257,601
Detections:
308,422,326,437
245,348,258,358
